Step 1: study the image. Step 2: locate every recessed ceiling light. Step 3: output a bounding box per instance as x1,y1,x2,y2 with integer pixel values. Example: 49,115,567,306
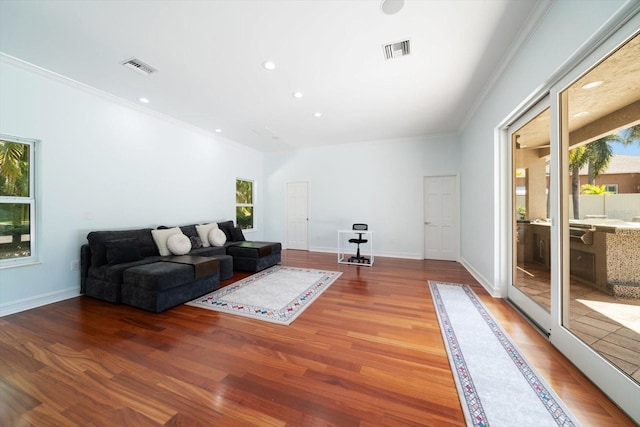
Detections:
313,112,322,118
293,91,303,99
215,128,222,133
381,0,405,15
138,97,150,103
573,111,589,117
582,81,603,89
262,61,276,70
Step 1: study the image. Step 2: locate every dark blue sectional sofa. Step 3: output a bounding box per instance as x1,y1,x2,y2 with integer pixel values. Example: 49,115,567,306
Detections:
80,220,281,312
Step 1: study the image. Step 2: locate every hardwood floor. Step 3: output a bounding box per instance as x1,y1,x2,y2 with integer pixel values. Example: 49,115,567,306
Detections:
0,250,635,426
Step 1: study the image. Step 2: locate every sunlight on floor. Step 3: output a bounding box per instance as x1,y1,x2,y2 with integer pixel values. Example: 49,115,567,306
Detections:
576,298,640,334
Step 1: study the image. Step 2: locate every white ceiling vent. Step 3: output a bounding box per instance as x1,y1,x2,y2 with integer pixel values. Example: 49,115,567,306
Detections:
383,39,410,60
121,58,157,75
251,125,280,140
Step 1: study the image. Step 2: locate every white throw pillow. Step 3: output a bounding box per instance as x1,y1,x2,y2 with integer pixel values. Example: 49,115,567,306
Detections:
166,232,191,256
209,228,227,247
196,223,219,248
151,227,182,256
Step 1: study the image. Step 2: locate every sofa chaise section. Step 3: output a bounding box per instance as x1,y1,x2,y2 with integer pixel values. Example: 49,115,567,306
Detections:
122,257,220,312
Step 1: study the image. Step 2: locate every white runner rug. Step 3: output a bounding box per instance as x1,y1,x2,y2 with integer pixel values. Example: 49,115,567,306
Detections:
429,281,581,426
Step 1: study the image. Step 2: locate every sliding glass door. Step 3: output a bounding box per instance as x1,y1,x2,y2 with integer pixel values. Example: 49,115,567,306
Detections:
554,28,640,414
506,14,640,422
509,101,552,334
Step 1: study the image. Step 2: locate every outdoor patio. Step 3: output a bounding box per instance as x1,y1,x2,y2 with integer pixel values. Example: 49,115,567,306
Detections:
515,263,640,384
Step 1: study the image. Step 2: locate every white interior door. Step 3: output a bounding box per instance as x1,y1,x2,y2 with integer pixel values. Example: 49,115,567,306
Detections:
286,182,308,250
424,175,459,261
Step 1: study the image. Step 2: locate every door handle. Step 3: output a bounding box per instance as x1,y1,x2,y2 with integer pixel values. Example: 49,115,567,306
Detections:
424,222,431,225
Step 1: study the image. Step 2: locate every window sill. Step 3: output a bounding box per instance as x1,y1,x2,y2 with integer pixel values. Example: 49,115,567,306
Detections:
0,260,41,270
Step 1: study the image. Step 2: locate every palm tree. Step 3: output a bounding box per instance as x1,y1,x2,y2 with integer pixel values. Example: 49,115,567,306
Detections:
569,145,590,219
621,123,640,146
569,124,640,219
569,138,615,219
0,140,29,197
586,136,615,185
0,140,30,237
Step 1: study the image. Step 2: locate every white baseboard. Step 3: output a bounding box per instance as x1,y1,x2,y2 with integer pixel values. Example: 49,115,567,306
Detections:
459,257,501,297
287,248,499,295
307,246,422,260
0,287,80,316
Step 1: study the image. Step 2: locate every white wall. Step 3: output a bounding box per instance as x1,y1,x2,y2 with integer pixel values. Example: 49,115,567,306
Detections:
459,0,627,292
0,58,264,315
263,135,460,259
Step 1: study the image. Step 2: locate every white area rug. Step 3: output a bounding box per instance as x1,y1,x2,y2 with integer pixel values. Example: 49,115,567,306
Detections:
429,281,581,427
186,265,341,325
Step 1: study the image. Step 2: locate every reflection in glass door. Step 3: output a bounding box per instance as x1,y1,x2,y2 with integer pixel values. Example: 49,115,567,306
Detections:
559,32,640,386
509,104,552,333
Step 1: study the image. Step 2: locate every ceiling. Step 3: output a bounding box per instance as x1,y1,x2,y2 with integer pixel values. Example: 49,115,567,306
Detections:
0,0,543,152
515,32,640,151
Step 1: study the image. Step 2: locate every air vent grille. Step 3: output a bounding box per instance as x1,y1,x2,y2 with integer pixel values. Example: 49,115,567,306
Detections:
383,40,410,60
121,58,157,75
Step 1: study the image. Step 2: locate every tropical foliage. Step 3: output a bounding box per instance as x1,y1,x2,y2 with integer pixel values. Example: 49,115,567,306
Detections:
236,179,254,229
580,184,610,195
0,140,32,259
569,124,639,219
621,124,640,144
0,140,29,197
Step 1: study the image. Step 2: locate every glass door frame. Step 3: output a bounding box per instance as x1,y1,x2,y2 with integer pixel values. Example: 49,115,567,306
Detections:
507,97,551,335
549,16,640,422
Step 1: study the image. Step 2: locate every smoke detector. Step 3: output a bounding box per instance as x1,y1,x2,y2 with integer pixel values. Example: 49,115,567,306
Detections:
383,39,410,60
121,58,157,75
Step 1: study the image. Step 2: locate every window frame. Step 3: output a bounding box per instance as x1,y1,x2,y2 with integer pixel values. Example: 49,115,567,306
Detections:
0,134,37,267
235,178,255,231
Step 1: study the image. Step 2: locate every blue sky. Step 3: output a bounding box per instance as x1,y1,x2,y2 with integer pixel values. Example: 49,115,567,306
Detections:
611,141,640,156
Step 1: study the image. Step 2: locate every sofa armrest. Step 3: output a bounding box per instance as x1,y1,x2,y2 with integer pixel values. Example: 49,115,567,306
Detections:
80,244,92,294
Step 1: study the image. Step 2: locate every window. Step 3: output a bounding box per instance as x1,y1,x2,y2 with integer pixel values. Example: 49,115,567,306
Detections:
0,135,36,264
236,178,254,230
604,184,618,194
